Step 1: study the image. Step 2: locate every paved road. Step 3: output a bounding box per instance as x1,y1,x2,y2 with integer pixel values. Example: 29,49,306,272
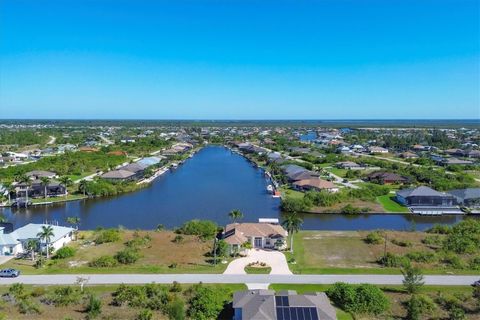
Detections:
0,274,477,286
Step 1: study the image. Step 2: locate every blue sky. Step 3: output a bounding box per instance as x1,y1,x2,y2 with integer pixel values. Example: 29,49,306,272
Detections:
0,0,479,119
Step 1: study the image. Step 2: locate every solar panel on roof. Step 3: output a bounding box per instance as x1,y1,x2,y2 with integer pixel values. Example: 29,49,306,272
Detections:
290,308,298,320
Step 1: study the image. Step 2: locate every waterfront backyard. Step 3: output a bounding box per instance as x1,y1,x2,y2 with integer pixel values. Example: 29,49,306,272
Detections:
286,229,480,275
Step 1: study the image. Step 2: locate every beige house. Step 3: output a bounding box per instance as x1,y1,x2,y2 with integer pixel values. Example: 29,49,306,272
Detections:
223,222,288,253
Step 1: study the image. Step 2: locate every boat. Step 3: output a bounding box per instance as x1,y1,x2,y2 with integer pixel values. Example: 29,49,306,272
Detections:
272,190,281,198
266,185,274,193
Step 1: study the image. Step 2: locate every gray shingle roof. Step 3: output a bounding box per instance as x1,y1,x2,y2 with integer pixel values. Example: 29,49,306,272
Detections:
448,188,480,201
396,186,446,198
233,290,337,320
101,170,135,179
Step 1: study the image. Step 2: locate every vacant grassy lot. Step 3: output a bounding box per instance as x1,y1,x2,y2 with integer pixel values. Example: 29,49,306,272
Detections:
376,195,410,213
270,284,478,320
0,283,245,320
3,230,227,274
287,230,480,275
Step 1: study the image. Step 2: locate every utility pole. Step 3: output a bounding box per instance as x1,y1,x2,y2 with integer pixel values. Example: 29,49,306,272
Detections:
213,238,217,266
383,232,388,267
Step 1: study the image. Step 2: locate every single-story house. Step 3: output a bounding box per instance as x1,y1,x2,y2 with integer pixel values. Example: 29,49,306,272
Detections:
336,161,361,169
0,223,74,256
448,188,480,208
292,178,338,192
280,164,309,181
233,289,337,320
222,221,288,253
267,152,285,164
396,186,457,207
120,162,149,179
25,170,57,180
289,171,321,182
368,146,389,154
400,152,419,159
366,172,408,184
101,169,136,181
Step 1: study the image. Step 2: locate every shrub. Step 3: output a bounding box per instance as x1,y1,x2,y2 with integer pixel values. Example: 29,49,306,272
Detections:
89,255,118,268
378,252,409,268
9,283,26,298
177,220,218,240
340,204,371,214
85,294,102,319
125,233,152,248
405,251,437,263
115,248,141,264
136,309,153,320
427,224,451,234
45,286,81,307
167,296,186,320
30,287,46,298
441,253,465,269
280,197,312,213
442,219,480,254
422,235,442,247
170,281,182,293
469,256,480,270
173,235,184,243
391,239,412,247
449,306,466,320
53,246,76,259
188,285,228,320
326,282,389,316
406,294,436,320
94,228,121,244
365,231,384,245
17,298,41,315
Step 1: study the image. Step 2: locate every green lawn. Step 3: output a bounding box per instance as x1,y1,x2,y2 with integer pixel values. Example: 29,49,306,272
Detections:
376,195,409,213
30,194,87,204
279,186,304,200
325,167,348,178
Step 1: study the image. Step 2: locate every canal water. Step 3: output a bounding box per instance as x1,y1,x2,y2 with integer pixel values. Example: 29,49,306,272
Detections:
1,146,473,230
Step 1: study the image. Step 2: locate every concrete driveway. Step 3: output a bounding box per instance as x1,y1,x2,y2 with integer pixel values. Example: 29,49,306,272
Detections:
223,249,292,275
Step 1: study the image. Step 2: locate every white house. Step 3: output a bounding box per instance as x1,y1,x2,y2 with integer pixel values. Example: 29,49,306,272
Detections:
222,220,288,253
0,224,75,256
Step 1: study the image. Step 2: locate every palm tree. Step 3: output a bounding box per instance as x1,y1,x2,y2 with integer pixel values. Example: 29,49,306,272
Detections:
40,177,50,200
25,239,38,261
2,181,13,205
18,175,31,207
59,176,72,199
66,216,80,240
78,179,88,197
281,213,303,253
228,209,243,223
36,225,55,259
